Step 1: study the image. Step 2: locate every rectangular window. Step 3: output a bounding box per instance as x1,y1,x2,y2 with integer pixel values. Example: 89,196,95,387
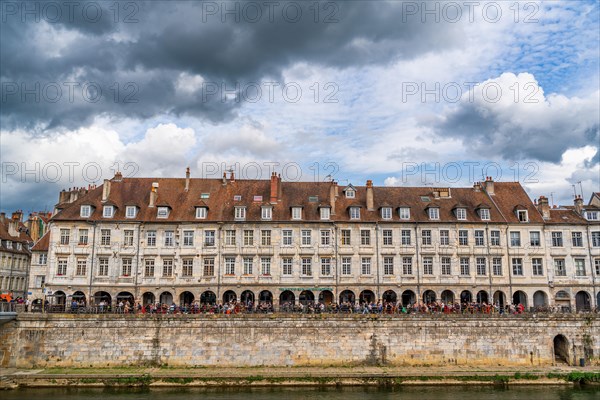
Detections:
126,206,136,218
121,258,132,276
147,230,156,246
320,207,331,220
282,229,292,246
492,258,502,276
383,257,394,275
458,230,468,246
204,230,215,246
532,258,543,276
103,206,113,218
587,211,599,220
510,231,521,247
399,207,410,220
552,232,563,247
574,258,586,276
441,257,451,275
595,258,600,276
80,205,91,217
261,257,271,275
402,257,413,275
39,253,47,265
361,257,372,275
195,207,207,219
530,231,541,247
490,230,501,246
235,207,246,221
282,257,293,276
341,257,352,275
474,230,484,246
34,275,45,288
350,207,361,220
320,230,331,246
476,257,486,275
182,259,193,277
440,229,449,246
302,257,312,276
243,257,253,275
183,230,194,246
572,232,583,247
225,257,235,275
203,258,215,276
321,257,331,276
517,210,528,222
78,229,88,245
98,257,109,276
261,230,272,246
100,229,111,246
554,258,566,276
292,207,302,220
381,207,392,219
460,257,470,275
428,208,439,220
225,230,236,246
479,208,490,220
243,230,254,246
157,207,169,218
341,229,351,245
422,230,432,245
261,207,272,220
123,230,134,246
144,259,155,277
401,229,411,245
76,259,86,276
57,258,68,275
592,232,600,247
164,230,174,247
456,208,467,220
423,256,433,275
361,230,371,246
60,229,70,245
301,230,312,245
383,229,393,245
162,259,173,277
512,258,523,276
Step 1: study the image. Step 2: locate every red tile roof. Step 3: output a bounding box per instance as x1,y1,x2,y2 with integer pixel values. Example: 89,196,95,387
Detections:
32,231,50,252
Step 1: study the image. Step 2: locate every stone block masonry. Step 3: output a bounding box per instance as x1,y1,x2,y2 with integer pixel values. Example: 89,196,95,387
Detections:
1,315,599,368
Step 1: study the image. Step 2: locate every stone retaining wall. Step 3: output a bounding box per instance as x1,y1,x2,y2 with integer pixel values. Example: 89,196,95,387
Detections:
1,314,598,368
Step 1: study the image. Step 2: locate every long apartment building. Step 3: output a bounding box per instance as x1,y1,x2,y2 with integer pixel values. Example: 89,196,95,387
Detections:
28,170,600,311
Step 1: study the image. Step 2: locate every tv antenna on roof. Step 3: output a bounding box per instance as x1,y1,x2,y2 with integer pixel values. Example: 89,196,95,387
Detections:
577,181,583,199
550,192,555,207
572,184,577,198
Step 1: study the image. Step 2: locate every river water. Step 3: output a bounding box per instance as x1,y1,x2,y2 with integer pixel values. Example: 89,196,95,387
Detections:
3,386,599,400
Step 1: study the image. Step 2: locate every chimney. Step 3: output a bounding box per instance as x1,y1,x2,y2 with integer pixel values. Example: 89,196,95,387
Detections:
185,167,190,192
483,176,494,196
230,169,235,182
366,180,374,211
222,172,227,185
473,182,481,192
574,195,584,215
329,181,338,214
537,195,550,219
113,171,123,182
101,179,111,202
11,210,23,222
277,174,282,200
58,189,69,204
149,183,158,207
270,172,278,204
0,212,5,223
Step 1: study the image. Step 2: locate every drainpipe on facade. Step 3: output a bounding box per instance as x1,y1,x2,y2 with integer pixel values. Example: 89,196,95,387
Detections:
585,228,598,308
88,222,97,305
415,222,421,302
486,223,493,303
333,223,339,303
505,226,513,303
134,223,142,303
375,222,381,300
217,224,223,303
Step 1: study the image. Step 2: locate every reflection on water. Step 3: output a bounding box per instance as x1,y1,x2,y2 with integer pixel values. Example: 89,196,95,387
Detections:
2,386,600,400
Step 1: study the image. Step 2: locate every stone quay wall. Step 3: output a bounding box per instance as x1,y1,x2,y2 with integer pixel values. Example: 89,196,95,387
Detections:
1,314,598,368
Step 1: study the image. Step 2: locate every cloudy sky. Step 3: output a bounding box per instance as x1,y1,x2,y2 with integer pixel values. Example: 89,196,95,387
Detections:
1,0,598,214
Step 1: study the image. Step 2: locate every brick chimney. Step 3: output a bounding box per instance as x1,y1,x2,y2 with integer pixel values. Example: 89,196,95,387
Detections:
230,169,235,182
366,180,374,211
149,183,158,207
8,211,21,236
270,172,279,204
58,189,69,204
0,212,5,223
277,174,282,200
185,167,190,192
113,171,123,182
101,179,111,202
222,172,227,185
574,195,584,215
537,195,550,219
473,182,481,192
11,210,23,222
483,176,494,196
329,181,338,214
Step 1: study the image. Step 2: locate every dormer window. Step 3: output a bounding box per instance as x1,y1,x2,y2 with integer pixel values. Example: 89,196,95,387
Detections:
103,206,114,218
292,207,302,220
479,208,490,220
195,207,207,219
157,207,169,218
80,205,91,218
125,206,137,219
6,240,12,249
455,208,467,220
235,206,246,221
350,207,361,220
381,207,392,220
428,207,439,220
517,210,528,222
320,207,330,220
586,211,599,221
346,189,355,198
261,206,272,220
200,193,210,199
399,207,410,220
16,243,21,250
